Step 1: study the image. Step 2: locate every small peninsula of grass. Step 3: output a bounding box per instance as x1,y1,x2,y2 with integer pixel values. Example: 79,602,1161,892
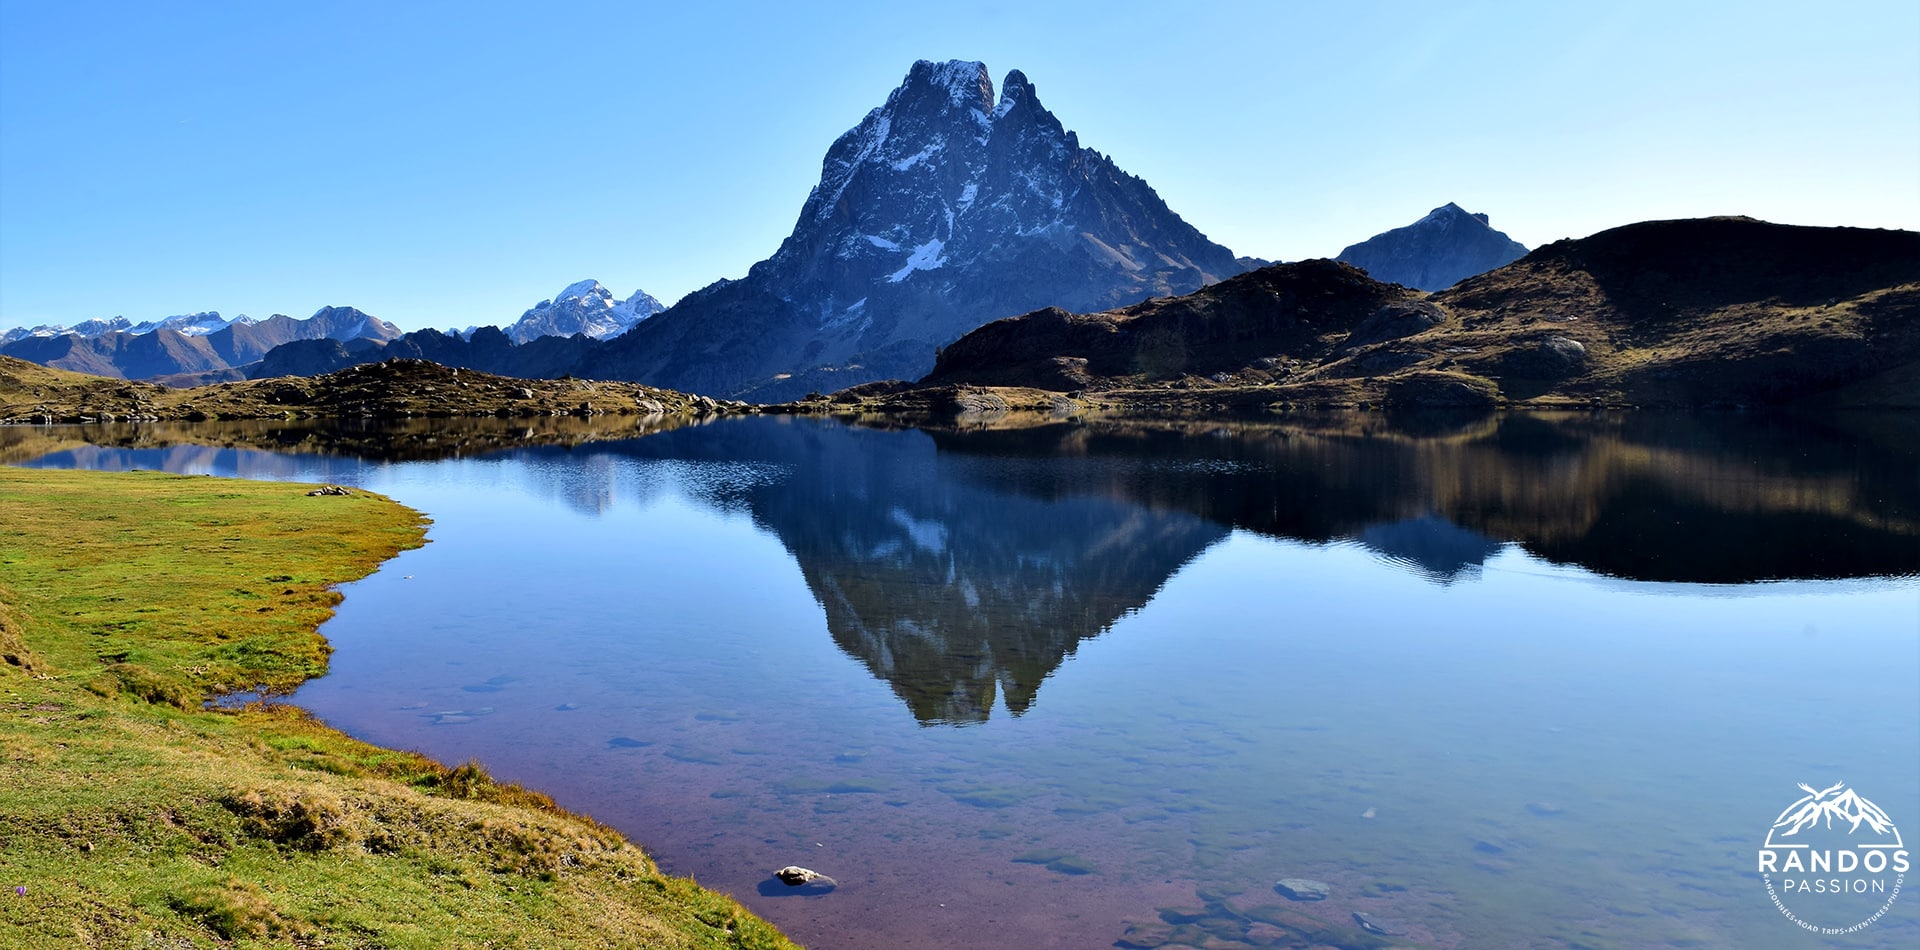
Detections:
0,468,798,949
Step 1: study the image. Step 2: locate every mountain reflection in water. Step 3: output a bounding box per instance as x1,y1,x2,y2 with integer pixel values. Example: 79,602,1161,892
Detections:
11,410,1916,729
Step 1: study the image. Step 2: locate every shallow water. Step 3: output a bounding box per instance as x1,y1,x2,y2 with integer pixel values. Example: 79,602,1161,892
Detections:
12,412,1919,948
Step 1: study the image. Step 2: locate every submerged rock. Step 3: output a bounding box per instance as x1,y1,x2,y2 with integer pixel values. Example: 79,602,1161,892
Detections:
1274,878,1329,901
1353,911,1407,936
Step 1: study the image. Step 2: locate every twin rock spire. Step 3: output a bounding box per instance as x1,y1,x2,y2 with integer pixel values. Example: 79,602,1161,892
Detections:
594,59,1244,399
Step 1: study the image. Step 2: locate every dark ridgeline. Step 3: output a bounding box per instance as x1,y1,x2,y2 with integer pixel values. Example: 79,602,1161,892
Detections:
152,215,1920,410
579,60,1248,400
918,217,1920,409
254,326,596,381
923,258,1420,388
1336,202,1529,291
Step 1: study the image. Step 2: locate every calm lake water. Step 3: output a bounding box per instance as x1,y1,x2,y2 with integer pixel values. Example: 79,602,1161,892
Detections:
9,412,1918,949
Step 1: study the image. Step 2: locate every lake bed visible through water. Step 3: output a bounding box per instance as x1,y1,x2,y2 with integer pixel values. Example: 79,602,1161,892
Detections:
11,412,1918,949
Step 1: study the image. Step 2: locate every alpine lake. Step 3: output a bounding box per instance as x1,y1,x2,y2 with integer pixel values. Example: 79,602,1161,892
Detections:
7,410,1917,949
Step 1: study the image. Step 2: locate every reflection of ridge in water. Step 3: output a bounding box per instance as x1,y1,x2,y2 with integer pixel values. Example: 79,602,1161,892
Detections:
920,412,1920,584
1355,515,1505,584
591,419,1228,725
799,497,1223,725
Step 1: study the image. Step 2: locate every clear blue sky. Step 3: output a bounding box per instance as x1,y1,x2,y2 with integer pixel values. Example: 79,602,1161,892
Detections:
2,0,1915,331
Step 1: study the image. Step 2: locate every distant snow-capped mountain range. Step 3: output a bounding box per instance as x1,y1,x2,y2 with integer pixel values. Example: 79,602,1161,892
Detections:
0,280,664,381
3,280,663,347
1,311,258,345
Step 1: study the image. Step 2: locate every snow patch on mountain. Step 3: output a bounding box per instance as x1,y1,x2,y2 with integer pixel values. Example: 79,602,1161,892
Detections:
891,141,943,171
129,312,232,336
928,59,992,106
888,239,948,282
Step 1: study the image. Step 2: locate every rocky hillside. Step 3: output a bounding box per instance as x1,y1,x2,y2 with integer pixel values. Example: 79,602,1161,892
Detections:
580,60,1249,400
249,326,599,382
1336,203,1528,291
864,217,1920,412
923,259,1419,389
0,356,743,423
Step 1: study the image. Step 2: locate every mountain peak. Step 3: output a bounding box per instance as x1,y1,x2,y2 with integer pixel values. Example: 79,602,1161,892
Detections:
1338,204,1527,291
1424,202,1489,227
503,280,662,344
994,69,1035,118
304,305,402,342
904,59,994,111
555,279,611,303
589,59,1247,398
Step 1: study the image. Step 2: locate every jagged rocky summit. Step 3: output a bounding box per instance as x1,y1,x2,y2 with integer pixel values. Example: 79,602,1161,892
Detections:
583,59,1249,399
1337,203,1528,291
503,281,663,344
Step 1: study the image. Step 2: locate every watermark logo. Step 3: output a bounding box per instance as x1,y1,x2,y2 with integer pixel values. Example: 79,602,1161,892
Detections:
1756,781,1907,935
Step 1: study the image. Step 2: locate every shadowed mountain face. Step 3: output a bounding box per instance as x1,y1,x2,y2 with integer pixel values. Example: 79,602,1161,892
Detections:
14,411,1916,723
1337,203,1528,291
923,258,1418,388
915,217,1920,409
581,60,1247,400
252,326,598,381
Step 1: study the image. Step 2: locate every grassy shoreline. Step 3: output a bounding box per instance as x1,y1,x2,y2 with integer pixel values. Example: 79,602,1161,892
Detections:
0,468,798,948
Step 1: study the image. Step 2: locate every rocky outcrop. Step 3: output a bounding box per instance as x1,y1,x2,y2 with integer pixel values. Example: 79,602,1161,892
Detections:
0,355,742,424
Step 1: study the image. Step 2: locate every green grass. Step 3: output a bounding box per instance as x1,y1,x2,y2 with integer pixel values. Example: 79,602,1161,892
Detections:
0,468,799,949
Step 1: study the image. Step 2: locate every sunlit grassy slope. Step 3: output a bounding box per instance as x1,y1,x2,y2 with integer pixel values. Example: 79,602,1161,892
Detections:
0,468,799,949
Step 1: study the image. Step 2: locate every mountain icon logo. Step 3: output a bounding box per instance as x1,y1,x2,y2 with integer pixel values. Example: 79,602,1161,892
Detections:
1764,781,1904,848
1755,780,1908,936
